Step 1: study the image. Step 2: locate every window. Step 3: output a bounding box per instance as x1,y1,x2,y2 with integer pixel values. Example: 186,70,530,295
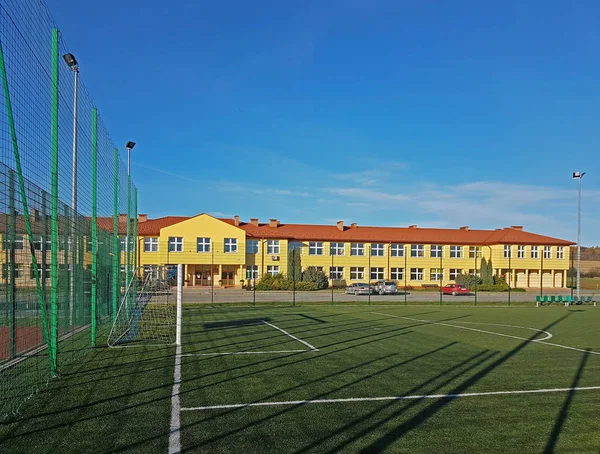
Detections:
370,267,384,280
120,237,127,252
246,265,259,279
450,246,462,258
3,235,24,250
224,238,237,253
350,267,365,280
371,244,385,256
308,266,324,272
32,235,51,251
309,242,323,255
267,265,280,276
391,267,404,280
517,245,525,258
267,240,280,254
330,242,345,256
430,268,443,281
350,243,365,256
329,267,344,280
430,245,443,258
2,263,23,279
411,244,424,257
391,244,404,257
468,269,480,276
531,246,538,259
544,246,551,259
168,237,183,252
557,246,564,259
195,237,210,253
30,264,51,279
449,268,462,280
410,268,424,280
144,237,159,252
468,246,482,258
246,240,259,254
504,245,512,258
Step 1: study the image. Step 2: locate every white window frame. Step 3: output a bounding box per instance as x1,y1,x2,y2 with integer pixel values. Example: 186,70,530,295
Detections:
468,246,482,258
557,246,564,259
370,267,384,280
246,240,259,254
350,243,365,256
390,244,404,257
411,244,424,258
371,244,385,257
350,267,365,280
531,246,538,259
517,245,525,258
267,240,280,254
246,265,259,279
330,242,345,256
329,266,344,280
430,245,443,258
410,268,424,280
168,236,184,252
196,237,211,253
309,242,324,256
430,268,443,281
504,245,512,259
391,267,403,280
144,237,159,252
224,238,238,253
544,246,551,259
266,265,279,276
449,268,462,280
450,246,463,258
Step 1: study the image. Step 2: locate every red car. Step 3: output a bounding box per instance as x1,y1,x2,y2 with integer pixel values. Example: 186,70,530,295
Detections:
442,284,470,296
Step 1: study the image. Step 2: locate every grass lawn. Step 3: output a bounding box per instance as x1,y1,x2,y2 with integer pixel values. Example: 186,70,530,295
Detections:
2,304,600,453
580,277,600,290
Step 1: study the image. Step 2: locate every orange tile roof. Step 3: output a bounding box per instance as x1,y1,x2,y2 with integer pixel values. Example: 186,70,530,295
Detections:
92,215,575,246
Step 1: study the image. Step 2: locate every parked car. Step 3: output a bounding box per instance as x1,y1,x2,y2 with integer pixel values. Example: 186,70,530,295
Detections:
372,281,397,295
345,282,372,295
442,284,470,296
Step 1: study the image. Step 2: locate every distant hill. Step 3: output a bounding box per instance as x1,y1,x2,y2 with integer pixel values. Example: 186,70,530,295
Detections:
571,246,600,261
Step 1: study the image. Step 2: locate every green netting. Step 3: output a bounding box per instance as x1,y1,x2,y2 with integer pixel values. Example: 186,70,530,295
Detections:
0,0,137,420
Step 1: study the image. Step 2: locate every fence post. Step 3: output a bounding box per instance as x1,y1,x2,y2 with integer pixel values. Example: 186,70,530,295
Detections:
404,246,407,305
8,170,15,359
133,187,138,304
112,148,119,320
508,248,511,306
439,249,442,306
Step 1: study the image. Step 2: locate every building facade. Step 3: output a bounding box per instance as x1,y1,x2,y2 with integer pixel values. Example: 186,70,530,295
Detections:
132,214,575,289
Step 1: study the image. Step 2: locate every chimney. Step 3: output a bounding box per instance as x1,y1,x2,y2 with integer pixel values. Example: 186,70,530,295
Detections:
350,222,357,228
250,218,259,226
408,225,417,229
510,225,523,231
138,214,148,223
234,215,240,227
269,219,280,228
119,213,127,223
336,220,344,231
459,226,469,231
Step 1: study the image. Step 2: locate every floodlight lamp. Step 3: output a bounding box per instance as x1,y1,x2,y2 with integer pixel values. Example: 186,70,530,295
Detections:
126,141,136,150
573,171,585,179
62,53,78,69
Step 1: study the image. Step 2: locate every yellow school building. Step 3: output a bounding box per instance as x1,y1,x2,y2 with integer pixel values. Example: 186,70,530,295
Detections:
130,213,575,289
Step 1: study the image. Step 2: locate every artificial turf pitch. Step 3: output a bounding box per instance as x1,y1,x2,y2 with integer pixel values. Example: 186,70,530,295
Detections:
1,304,600,453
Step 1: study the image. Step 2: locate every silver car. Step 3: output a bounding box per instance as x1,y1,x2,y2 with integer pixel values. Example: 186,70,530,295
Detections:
345,282,372,296
373,281,398,295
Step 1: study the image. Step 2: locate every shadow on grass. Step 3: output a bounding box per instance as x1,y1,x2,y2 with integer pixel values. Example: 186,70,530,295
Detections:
543,349,590,453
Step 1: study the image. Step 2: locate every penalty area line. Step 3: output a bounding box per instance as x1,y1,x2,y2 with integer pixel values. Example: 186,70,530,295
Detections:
181,349,311,356
262,320,319,351
181,385,600,411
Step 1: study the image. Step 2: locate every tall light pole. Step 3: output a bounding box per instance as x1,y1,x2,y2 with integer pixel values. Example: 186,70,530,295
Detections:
63,53,79,326
125,141,136,309
573,171,585,299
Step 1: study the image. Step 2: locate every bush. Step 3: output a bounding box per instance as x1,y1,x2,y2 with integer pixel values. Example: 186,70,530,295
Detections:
302,267,329,290
254,272,320,291
456,273,482,288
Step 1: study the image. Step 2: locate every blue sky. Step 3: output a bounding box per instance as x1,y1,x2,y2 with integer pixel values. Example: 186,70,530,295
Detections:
47,0,600,245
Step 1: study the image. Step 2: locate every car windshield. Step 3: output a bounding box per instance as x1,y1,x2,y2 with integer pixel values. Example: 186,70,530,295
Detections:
384,281,395,285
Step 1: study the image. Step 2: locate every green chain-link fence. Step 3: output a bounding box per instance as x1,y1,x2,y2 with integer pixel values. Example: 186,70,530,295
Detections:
0,0,137,420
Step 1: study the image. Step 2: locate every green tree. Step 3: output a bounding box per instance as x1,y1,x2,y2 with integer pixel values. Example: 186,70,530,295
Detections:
302,267,329,290
287,249,302,282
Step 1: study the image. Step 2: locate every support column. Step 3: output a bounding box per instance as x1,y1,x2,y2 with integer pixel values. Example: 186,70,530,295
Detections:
563,269,567,289
525,269,529,288
91,108,98,346
50,28,59,376
218,264,222,286
112,148,119,320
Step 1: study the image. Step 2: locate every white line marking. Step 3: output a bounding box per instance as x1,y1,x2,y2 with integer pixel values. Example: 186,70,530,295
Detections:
439,320,553,341
262,320,319,351
181,385,600,411
372,312,600,355
168,345,182,454
181,349,310,356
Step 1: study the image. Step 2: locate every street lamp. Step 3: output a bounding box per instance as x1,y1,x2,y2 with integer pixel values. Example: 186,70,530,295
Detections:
63,53,79,326
126,141,136,176
573,171,585,299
